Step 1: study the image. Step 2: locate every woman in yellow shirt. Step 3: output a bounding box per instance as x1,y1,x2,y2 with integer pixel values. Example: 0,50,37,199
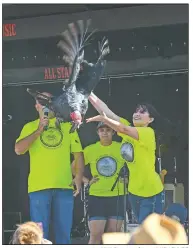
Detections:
86,92,164,224
85,122,127,244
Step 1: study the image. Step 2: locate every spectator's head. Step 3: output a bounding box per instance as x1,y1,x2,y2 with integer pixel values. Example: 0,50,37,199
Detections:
11,221,43,244
97,122,114,143
102,213,188,245
165,203,187,225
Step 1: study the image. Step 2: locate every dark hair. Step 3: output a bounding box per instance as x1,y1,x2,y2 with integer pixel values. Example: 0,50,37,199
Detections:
135,103,161,130
134,103,179,149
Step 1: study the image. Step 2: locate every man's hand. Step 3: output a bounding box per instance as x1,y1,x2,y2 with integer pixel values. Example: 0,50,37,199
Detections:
89,175,100,186
37,117,49,133
69,176,82,197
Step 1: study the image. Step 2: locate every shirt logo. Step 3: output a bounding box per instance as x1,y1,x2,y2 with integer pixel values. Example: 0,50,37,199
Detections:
121,143,134,162
40,127,63,148
96,156,117,177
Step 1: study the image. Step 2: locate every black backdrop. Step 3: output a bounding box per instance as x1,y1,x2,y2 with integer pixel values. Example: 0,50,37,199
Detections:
2,72,188,222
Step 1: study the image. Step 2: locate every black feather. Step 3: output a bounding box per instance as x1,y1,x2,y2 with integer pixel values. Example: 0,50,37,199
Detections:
27,20,109,132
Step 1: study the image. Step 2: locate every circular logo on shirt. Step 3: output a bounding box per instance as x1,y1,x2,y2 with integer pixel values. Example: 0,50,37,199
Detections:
96,156,117,177
40,127,63,148
121,143,134,162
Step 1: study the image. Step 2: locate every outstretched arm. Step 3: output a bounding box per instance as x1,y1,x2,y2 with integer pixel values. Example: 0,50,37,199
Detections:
89,92,120,122
86,113,139,140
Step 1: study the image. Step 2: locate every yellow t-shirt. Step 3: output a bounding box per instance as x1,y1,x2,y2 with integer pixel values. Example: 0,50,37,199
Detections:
16,118,82,193
84,141,125,197
118,118,163,197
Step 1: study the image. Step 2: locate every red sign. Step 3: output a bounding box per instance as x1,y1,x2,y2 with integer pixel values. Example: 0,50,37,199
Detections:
44,65,83,80
3,24,16,37
44,67,72,80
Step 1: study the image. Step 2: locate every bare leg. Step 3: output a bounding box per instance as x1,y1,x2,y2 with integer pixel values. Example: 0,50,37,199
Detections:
88,219,106,244
106,219,123,233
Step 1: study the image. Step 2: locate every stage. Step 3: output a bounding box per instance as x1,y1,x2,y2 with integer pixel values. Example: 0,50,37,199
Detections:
2,3,188,245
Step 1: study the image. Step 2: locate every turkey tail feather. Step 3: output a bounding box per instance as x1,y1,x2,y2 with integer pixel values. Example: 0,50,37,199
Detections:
57,19,96,89
97,37,110,62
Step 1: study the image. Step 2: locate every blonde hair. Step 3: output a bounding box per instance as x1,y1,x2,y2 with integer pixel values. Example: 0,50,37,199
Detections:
11,221,43,244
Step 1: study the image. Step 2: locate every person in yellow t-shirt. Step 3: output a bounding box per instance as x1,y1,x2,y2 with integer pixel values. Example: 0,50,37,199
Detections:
15,92,84,245
82,122,127,244
86,92,164,224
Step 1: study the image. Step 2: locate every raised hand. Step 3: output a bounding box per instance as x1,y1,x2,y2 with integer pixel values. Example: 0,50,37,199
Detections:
86,112,107,123
37,117,49,133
